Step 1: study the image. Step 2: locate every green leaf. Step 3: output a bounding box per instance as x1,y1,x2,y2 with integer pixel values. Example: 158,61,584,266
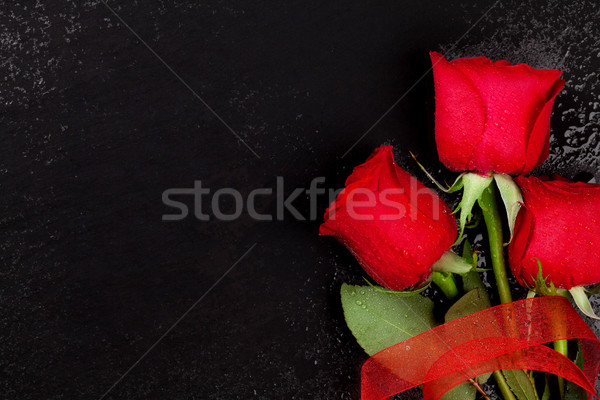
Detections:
444,289,492,385
493,174,523,244
462,240,474,259
564,344,588,400
456,173,493,240
445,288,491,323
341,284,482,400
461,242,488,295
574,345,584,370
502,369,540,400
462,270,487,295
340,283,436,356
362,276,431,297
541,377,551,400
439,382,477,400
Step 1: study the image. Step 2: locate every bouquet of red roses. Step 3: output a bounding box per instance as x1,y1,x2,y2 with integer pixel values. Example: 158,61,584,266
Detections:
320,52,600,400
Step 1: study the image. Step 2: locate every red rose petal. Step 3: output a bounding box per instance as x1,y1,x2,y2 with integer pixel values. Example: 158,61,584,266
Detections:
510,176,600,288
320,145,457,290
523,78,565,174
430,52,563,174
430,52,486,172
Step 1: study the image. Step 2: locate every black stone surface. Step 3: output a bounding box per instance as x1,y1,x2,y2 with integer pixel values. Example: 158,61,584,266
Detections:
1,1,599,399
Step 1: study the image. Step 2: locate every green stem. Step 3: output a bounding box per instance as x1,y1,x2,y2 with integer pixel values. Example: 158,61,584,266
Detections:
553,290,570,399
493,371,517,400
431,272,459,299
553,340,567,398
480,184,537,399
478,183,513,304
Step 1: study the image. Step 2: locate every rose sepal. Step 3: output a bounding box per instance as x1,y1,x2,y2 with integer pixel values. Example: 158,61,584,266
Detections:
456,173,494,239
431,251,482,275
529,261,568,297
412,153,523,245
410,151,465,194
529,264,600,321
569,286,600,320
410,154,493,240
493,174,522,244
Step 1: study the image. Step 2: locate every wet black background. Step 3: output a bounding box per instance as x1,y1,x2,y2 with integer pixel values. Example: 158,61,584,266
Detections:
2,1,599,399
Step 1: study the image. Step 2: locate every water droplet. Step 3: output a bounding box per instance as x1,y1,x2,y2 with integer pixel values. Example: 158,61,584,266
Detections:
562,225,569,232
356,300,362,306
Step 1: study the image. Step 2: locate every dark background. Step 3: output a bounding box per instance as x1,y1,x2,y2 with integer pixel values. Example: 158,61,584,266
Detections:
2,1,600,399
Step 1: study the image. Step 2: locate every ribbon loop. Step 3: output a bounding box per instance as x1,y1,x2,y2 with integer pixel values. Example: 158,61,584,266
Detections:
362,296,600,400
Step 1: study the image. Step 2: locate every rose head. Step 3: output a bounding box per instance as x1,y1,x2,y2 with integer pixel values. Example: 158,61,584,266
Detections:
509,176,600,289
319,146,457,290
430,52,565,175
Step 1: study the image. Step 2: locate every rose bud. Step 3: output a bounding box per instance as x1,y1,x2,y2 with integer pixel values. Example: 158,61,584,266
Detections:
430,51,565,175
319,146,460,291
509,175,600,290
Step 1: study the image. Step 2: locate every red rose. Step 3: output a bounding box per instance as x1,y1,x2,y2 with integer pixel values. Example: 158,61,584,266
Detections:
319,146,457,290
509,176,600,289
430,52,565,175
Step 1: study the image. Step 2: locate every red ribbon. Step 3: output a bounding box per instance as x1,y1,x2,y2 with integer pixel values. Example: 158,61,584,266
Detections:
361,296,600,400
